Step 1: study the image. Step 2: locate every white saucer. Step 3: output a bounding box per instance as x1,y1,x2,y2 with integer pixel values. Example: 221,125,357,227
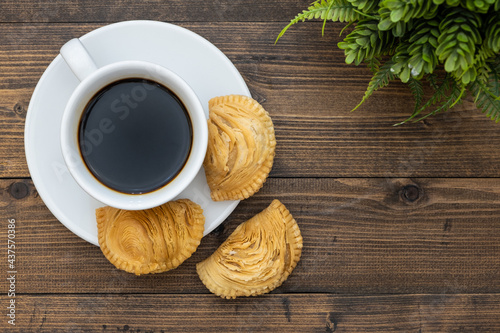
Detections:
24,20,249,246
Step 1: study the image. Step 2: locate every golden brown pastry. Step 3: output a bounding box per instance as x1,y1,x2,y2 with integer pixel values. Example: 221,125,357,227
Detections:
97,199,205,275
204,95,276,201
196,200,302,299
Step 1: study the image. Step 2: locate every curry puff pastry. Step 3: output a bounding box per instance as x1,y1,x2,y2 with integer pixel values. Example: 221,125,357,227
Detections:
96,199,205,275
204,95,276,201
196,200,302,299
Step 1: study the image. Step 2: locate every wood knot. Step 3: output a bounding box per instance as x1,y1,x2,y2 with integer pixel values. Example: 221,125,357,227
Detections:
401,184,420,203
9,182,29,199
326,312,338,332
13,103,25,115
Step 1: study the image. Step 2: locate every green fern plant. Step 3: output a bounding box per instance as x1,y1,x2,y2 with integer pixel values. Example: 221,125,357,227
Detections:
276,0,500,124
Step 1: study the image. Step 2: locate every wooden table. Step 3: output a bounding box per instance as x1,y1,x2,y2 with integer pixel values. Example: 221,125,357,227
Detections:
1,1,500,331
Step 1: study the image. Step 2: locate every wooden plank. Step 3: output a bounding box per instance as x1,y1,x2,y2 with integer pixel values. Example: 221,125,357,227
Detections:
1,178,499,295
0,89,32,178
3,294,500,332
0,1,305,23
0,22,375,90
2,23,500,178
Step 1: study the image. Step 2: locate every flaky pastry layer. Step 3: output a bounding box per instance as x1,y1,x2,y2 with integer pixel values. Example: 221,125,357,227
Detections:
204,95,276,201
196,200,302,299
97,199,205,275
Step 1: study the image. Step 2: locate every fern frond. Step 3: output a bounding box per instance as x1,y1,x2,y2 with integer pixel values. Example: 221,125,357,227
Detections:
395,74,444,125
469,57,500,122
377,0,438,38
408,77,425,112
468,42,495,90
415,79,465,122
347,0,380,13
276,0,362,43
367,56,381,73
420,74,452,107
279,0,500,123
326,0,364,22
436,8,482,84
352,60,395,111
407,19,440,79
461,0,496,13
489,55,500,96
390,42,413,82
378,0,439,27
377,7,412,37
338,19,394,65
484,11,500,53
433,0,495,11
401,73,453,122
395,76,426,125
470,80,500,121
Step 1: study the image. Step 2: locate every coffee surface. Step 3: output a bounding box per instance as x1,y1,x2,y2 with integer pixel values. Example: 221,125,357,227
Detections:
79,78,192,194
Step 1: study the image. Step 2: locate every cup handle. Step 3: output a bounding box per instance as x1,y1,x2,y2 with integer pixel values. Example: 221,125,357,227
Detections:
60,38,98,81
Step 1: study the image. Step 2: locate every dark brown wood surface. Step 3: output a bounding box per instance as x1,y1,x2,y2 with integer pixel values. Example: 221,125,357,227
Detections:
1,2,499,331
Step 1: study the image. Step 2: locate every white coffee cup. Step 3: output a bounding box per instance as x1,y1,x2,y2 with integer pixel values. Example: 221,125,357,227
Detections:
59,38,208,210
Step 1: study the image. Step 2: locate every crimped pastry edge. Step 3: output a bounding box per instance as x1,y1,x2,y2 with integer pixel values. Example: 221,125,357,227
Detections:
97,199,205,275
196,199,302,299
205,95,276,201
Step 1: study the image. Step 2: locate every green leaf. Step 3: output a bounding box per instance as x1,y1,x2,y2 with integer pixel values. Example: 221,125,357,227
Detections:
390,9,404,22
352,60,396,112
436,8,482,76
400,66,411,82
276,0,362,43
469,57,500,122
280,0,500,123
456,32,468,42
339,19,394,66
378,18,394,31
347,0,380,13
398,73,452,124
414,78,465,122
485,11,500,53
367,56,381,73
471,80,500,121
444,53,458,72
396,77,425,125
345,52,357,64
408,77,424,111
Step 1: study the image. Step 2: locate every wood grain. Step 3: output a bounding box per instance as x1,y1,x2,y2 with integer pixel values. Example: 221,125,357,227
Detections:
2,23,500,178
3,294,500,332
1,1,499,331
0,1,305,23
1,178,499,295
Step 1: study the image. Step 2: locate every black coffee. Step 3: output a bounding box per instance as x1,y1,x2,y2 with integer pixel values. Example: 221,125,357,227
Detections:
78,78,192,194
